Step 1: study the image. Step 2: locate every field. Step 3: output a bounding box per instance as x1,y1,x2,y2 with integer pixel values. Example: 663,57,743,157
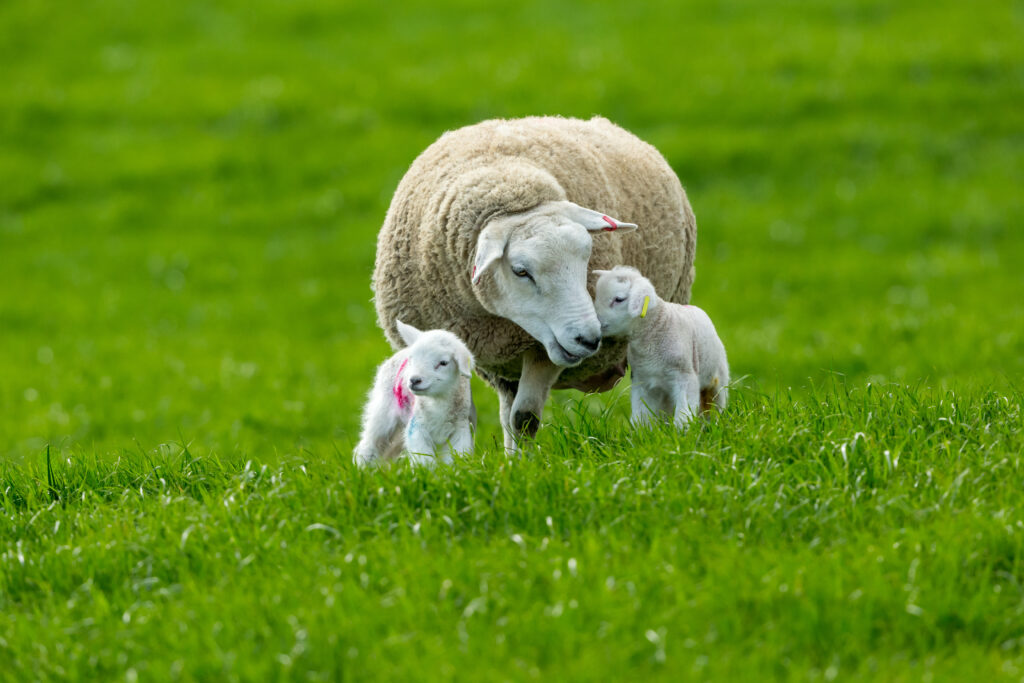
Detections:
2,0,1023,679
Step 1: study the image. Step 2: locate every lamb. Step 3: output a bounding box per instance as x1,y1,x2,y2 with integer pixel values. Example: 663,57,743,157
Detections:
593,266,729,427
353,321,476,468
372,116,697,451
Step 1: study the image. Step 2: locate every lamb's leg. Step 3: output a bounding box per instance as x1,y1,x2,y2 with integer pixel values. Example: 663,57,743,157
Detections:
713,382,729,413
448,421,475,460
353,389,404,467
672,373,701,429
713,363,730,413
630,385,656,427
509,349,562,448
404,425,437,468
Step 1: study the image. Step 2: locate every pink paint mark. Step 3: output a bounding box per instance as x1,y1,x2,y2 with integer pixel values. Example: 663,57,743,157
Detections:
601,215,617,231
393,358,413,413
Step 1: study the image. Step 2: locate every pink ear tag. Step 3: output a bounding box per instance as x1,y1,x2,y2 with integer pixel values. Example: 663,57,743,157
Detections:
602,215,617,231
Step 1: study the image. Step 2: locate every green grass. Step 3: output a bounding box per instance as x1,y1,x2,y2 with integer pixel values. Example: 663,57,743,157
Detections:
3,386,1023,680
2,0,1023,679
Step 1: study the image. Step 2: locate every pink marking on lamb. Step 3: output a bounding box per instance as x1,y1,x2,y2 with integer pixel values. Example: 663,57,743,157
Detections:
393,358,414,413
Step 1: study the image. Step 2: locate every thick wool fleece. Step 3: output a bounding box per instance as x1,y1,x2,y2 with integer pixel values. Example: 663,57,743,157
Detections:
372,116,697,390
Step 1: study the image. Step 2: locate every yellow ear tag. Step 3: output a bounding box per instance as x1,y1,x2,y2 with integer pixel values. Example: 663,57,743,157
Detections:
640,295,650,319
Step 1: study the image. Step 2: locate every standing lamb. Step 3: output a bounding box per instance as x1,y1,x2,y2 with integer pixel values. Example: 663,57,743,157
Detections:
593,266,728,427
373,116,697,451
353,321,476,467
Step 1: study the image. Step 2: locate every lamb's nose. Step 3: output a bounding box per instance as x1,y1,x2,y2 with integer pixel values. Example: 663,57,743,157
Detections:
409,376,423,389
575,335,600,352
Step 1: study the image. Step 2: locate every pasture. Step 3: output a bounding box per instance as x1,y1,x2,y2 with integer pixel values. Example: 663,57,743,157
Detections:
2,0,1023,679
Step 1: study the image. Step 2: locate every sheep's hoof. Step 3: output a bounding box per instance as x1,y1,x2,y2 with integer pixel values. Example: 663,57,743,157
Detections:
513,410,540,437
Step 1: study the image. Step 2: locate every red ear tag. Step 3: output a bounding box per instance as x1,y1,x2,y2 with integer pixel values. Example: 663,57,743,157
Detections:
602,215,617,231
472,266,477,279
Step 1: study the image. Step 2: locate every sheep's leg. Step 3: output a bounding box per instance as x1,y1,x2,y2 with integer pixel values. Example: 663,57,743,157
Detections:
630,386,656,427
490,376,520,454
509,349,562,448
448,422,474,460
672,373,701,429
353,387,404,467
713,365,730,413
701,375,728,416
404,426,437,467
713,382,729,413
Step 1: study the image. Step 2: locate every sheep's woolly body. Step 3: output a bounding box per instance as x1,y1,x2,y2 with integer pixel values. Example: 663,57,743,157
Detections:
373,116,696,389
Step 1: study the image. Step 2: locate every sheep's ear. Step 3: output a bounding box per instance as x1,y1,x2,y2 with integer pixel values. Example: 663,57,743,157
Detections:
472,223,508,285
628,281,655,318
455,347,474,378
395,320,422,346
561,202,638,234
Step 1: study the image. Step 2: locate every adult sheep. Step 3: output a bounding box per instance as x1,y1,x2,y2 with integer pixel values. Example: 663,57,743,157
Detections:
373,116,696,451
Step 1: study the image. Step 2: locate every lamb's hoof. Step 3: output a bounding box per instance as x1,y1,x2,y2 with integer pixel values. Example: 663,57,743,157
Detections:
513,410,540,437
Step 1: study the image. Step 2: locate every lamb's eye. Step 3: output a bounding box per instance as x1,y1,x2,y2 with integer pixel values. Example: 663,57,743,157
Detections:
511,265,534,281
436,360,448,368
613,296,627,304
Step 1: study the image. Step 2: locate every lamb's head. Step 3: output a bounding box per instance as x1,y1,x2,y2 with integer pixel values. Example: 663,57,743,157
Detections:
471,201,637,367
397,321,474,398
593,266,656,338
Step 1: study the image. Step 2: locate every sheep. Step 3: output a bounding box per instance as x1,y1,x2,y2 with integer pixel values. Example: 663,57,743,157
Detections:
593,266,728,427
353,321,476,467
372,116,697,451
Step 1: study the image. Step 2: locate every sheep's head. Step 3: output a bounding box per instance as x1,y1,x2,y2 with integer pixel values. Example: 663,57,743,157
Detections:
471,201,637,368
396,321,474,398
593,266,656,338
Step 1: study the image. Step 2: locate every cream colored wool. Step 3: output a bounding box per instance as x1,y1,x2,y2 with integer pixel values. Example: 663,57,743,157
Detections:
372,115,696,391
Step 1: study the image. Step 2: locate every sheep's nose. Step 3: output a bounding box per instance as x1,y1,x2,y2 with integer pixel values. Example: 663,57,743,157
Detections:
409,376,423,389
575,334,600,352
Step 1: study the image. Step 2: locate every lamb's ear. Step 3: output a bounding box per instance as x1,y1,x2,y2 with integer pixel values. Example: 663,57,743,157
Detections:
395,320,422,347
591,269,611,278
472,222,509,285
455,347,474,378
627,279,656,318
561,202,638,234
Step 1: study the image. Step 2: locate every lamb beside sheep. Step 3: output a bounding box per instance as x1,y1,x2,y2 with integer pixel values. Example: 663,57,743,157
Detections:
373,116,697,450
353,321,476,468
594,266,729,427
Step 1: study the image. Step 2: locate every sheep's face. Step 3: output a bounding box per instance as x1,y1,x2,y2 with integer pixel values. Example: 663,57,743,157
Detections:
594,266,654,338
472,201,637,368
396,322,474,397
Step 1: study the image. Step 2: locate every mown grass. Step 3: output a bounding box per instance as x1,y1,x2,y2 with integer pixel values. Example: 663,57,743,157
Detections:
2,0,1023,679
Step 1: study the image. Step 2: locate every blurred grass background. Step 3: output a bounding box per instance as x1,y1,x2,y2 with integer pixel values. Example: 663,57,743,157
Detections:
2,0,1022,461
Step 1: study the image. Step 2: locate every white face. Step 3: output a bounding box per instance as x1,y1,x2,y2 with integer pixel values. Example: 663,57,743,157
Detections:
594,269,642,338
472,202,638,367
396,323,473,397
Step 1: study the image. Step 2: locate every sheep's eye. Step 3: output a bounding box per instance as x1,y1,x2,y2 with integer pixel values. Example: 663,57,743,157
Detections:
436,360,448,368
511,265,534,281
613,296,627,304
